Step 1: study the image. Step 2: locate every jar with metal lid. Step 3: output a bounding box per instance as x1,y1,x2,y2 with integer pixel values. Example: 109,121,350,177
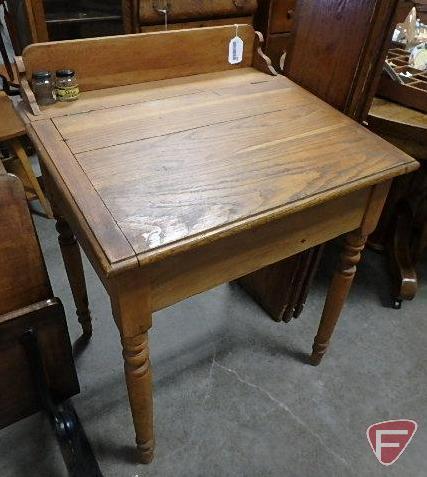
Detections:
55,69,80,102
31,71,56,106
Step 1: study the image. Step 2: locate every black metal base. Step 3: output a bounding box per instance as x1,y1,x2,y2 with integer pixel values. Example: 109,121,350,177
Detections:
23,329,103,477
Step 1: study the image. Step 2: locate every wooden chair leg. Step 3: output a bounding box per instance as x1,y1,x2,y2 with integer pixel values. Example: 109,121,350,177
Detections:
56,217,92,337
310,230,366,366
8,137,53,218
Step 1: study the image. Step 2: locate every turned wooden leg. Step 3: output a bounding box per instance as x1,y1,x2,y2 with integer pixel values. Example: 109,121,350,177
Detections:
122,332,154,463
110,272,154,464
56,217,92,337
310,231,366,366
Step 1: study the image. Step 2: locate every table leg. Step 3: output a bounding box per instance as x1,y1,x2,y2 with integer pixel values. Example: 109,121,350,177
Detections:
56,217,92,337
110,274,154,464
121,331,154,463
310,230,366,366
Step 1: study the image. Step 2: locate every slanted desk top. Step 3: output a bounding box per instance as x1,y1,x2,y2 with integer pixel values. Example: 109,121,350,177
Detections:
16,25,419,464
19,27,417,276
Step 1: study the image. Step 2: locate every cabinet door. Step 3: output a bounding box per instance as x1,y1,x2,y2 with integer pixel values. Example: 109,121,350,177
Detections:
284,0,401,120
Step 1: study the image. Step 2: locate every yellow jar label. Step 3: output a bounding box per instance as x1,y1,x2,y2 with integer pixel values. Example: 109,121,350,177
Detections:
56,85,80,101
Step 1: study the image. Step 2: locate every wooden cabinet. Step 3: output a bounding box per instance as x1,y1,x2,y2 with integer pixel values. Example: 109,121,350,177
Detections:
240,0,407,321
124,0,258,34
8,0,123,48
254,0,296,69
269,0,295,33
284,0,404,120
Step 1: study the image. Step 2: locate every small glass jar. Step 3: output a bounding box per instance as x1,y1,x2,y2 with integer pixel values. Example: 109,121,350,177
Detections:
55,69,80,102
31,71,56,106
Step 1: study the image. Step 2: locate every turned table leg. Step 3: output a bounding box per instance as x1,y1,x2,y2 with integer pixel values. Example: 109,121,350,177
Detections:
121,331,154,463
56,217,92,337
110,273,154,464
310,230,366,366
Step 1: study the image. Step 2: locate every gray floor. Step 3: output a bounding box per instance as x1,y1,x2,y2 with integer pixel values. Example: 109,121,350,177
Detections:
0,209,426,477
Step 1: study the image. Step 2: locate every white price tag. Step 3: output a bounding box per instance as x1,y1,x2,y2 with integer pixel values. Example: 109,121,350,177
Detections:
228,35,244,64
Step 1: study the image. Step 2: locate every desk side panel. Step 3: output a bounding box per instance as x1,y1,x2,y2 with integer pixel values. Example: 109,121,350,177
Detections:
149,189,369,311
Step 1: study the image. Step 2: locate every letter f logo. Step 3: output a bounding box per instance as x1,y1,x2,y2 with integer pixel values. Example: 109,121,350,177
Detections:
367,420,417,466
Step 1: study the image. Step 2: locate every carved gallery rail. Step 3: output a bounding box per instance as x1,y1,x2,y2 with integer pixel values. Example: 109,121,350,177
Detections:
17,26,418,463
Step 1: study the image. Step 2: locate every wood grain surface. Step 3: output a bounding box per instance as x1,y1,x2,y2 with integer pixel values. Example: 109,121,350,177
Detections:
22,25,255,92
370,98,427,129
0,93,25,140
22,68,269,121
369,98,427,160
19,28,420,462
0,171,52,315
30,120,135,268
54,79,298,153
284,0,401,120
0,299,79,429
148,189,369,310
29,69,418,272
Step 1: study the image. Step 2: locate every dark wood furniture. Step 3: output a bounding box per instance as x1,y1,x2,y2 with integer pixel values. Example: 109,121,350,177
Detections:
122,0,295,69
0,160,78,428
239,0,411,321
0,161,103,473
377,48,427,114
368,99,427,307
284,0,405,120
254,0,296,69
123,0,258,33
7,0,123,46
17,25,418,463
415,0,427,21
0,92,52,217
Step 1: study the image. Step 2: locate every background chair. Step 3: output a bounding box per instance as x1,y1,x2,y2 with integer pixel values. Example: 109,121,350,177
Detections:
0,92,53,217
0,160,101,475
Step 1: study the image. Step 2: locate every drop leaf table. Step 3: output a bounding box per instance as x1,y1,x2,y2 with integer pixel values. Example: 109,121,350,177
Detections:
16,25,418,463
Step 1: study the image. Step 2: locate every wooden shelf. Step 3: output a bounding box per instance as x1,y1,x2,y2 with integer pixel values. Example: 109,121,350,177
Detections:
45,12,121,25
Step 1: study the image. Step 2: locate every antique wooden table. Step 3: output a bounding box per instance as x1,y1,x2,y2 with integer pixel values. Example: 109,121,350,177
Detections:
17,26,418,463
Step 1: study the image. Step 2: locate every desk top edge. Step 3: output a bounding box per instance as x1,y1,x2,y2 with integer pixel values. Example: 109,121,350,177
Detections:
25,74,419,275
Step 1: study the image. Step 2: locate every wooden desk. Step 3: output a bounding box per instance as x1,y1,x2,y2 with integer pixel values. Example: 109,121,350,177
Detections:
18,26,418,463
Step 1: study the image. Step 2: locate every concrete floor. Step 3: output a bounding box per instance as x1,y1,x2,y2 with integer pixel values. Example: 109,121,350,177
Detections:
0,209,426,477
